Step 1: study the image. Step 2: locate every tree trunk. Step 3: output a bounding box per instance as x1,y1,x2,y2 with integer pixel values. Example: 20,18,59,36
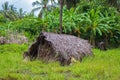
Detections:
90,35,95,47
59,0,63,34
104,36,108,48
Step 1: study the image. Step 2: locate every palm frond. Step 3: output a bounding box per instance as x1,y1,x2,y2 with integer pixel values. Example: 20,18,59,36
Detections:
31,7,42,13
32,1,42,6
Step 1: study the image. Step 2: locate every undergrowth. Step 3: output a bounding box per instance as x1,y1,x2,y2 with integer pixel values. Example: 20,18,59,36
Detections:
0,44,120,80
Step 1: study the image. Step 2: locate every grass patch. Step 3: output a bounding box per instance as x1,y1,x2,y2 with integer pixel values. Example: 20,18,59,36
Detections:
0,44,120,80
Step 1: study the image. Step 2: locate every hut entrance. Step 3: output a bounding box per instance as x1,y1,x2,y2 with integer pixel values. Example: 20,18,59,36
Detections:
37,40,59,62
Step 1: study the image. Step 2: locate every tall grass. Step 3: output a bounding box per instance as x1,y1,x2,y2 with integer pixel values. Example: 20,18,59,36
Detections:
0,44,120,80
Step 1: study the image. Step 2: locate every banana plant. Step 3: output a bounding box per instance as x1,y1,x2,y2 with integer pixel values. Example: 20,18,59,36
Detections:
76,6,116,46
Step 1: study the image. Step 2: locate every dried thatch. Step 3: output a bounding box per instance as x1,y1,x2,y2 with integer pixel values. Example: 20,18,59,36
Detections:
24,32,93,65
0,35,28,44
0,36,6,44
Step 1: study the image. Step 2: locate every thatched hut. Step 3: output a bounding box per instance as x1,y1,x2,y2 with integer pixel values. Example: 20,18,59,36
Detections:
24,32,93,65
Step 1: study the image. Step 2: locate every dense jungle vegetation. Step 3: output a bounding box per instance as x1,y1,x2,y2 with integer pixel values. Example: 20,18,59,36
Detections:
0,0,120,47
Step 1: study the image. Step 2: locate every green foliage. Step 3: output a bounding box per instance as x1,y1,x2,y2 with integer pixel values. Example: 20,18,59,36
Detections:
0,26,6,36
0,1,26,21
42,8,60,32
0,14,7,23
0,44,120,80
0,44,28,53
0,0,120,47
75,3,120,46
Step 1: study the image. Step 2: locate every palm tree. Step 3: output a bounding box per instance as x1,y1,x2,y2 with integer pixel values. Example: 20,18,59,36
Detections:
9,5,17,13
32,0,57,18
1,1,18,21
17,8,26,19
